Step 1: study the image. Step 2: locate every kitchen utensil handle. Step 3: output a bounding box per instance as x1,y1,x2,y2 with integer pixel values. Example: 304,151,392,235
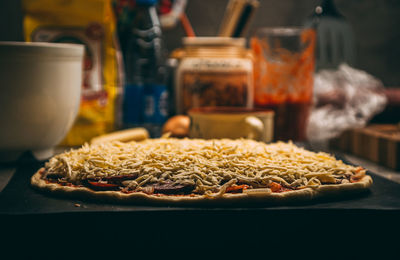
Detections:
244,116,264,141
91,127,149,144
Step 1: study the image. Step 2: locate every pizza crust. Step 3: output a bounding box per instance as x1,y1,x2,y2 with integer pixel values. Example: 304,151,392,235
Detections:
31,168,373,206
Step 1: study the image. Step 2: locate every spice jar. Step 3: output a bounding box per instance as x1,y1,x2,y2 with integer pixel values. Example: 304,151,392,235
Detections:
173,37,253,114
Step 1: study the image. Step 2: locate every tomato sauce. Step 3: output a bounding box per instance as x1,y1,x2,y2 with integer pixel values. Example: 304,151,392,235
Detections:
256,101,311,141
251,28,316,142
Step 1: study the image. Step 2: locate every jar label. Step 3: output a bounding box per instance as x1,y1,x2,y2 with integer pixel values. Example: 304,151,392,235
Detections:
176,58,253,114
178,57,252,72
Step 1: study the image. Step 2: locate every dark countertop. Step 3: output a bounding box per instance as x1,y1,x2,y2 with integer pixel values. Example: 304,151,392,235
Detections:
1,151,399,254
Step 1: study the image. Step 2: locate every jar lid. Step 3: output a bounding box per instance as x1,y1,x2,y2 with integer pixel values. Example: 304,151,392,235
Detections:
0,41,84,58
183,37,246,47
254,27,305,37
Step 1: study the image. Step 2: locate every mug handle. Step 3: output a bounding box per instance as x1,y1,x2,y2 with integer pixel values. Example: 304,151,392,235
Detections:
244,116,264,141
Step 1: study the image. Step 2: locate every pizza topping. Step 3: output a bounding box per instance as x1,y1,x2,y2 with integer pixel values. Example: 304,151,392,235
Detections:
86,181,120,191
44,173,64,180
153,181,195,195
269,182,282,192
350,167,366,183
226,184,249,193
43,138,367,196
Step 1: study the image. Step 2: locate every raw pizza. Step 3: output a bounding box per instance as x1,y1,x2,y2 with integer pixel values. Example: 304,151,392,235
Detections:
31,138,372,205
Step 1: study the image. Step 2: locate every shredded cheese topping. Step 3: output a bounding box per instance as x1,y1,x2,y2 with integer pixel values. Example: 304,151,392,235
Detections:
44,138,365,195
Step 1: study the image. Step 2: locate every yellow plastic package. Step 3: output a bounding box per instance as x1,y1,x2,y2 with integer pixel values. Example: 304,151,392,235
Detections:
23,0,121,146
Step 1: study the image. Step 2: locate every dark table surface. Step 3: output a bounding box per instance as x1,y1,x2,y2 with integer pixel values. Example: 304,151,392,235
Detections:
1,152,399,254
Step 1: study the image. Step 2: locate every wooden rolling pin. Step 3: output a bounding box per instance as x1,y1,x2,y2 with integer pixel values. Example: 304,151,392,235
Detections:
90,128,149,144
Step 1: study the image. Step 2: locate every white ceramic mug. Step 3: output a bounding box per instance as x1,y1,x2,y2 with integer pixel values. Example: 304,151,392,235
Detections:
188,107,274,142
0,42,84,161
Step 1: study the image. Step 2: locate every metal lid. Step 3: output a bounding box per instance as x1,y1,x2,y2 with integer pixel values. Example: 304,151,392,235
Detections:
0,41,84,58
183,37,246,47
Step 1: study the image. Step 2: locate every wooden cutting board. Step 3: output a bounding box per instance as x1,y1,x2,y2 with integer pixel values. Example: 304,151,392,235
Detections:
330,124,400,170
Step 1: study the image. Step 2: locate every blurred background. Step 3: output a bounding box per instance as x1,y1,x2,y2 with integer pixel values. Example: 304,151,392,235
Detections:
1,0,399,169
1,0,399,86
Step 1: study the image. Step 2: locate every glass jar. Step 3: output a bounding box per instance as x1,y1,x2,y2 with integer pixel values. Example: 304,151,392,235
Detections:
173,37,253,114
251,27,316,141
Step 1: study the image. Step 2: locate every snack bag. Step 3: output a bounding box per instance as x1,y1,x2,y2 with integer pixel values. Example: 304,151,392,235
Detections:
23,0,121,146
